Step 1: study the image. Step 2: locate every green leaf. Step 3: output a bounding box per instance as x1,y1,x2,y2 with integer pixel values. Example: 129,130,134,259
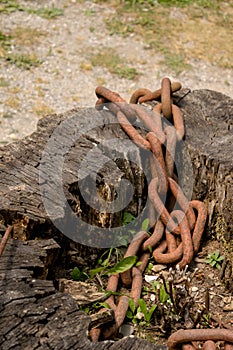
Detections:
213,250,220,259
90,266,106,278
102,258,110,267
106,256,137,274
118,237,128,246
129,229,136,234
72,267,88,281
148,245,153,253
141,218,150,231
138,298,147,316
72,267,81,281
80,272,89,281
123,212,135,225
217,255,224,261
150,280,160,291
126,310,133,319
210,260,216,267
145,304,157,322
159,284,170,303
216,263,221,270
94,301,111,309
129,298,136,313
105,290,122,298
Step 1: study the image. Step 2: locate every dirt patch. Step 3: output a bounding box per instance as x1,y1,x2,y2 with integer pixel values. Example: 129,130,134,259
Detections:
0,0,233,143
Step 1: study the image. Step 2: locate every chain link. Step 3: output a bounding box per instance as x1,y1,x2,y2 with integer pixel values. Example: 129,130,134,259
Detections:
167,329,233,350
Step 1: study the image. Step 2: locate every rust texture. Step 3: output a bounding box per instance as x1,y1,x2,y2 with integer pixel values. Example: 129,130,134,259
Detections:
168,329,233,350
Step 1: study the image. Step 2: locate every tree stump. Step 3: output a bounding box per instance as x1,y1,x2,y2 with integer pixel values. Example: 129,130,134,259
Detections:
175,89,233,290
0,89,232,349
0,238,158,350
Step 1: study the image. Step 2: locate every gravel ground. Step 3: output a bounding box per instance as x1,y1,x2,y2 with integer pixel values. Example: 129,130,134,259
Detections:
0,0,233,143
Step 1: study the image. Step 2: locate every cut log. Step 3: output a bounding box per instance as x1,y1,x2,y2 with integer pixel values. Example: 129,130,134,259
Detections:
0,89,232,349
0,108,146,249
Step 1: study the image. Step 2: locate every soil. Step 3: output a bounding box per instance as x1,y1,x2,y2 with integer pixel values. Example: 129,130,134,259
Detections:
0,0,232,346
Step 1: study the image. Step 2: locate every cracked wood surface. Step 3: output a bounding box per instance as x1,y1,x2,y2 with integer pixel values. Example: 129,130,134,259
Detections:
0,238,159,350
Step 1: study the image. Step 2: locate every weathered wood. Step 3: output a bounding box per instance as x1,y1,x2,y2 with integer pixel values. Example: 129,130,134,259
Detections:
0,238,158,350
177,89,232,235
0,90,231,250
0,108,146,248
175,89,233,290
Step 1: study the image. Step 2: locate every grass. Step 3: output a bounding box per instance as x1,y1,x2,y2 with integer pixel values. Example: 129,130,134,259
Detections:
0,26,45,69
160,52,192,75
32,100,54,117
104,0,233,71
0,1,63,19
118,0,226,9
4,53,41,69
0,3,60,70
0,77,9,87
157,0,220,7
0,30,11,55
10,27,46,47
89,47,140,80
5,96,20,109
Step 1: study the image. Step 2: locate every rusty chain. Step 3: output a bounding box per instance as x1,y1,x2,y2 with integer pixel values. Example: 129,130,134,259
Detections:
89,77,232,346
167,329,233,350
0,226,13,257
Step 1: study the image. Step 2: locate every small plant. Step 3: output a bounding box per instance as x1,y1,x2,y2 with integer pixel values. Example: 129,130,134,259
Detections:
90,255,137,278
122,211,136,226
126,298,157,326
97,246,125,269
72,267,89,281
205,250,224,270
159,283,171,304
123,211,150,231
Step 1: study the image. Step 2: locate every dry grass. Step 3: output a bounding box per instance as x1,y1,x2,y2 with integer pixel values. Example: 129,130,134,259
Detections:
10,27,47,47
104,0,233,71
32,100,54,117
87,47,140,80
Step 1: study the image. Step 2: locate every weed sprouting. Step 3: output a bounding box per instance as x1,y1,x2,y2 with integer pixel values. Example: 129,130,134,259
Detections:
205,250,224,270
